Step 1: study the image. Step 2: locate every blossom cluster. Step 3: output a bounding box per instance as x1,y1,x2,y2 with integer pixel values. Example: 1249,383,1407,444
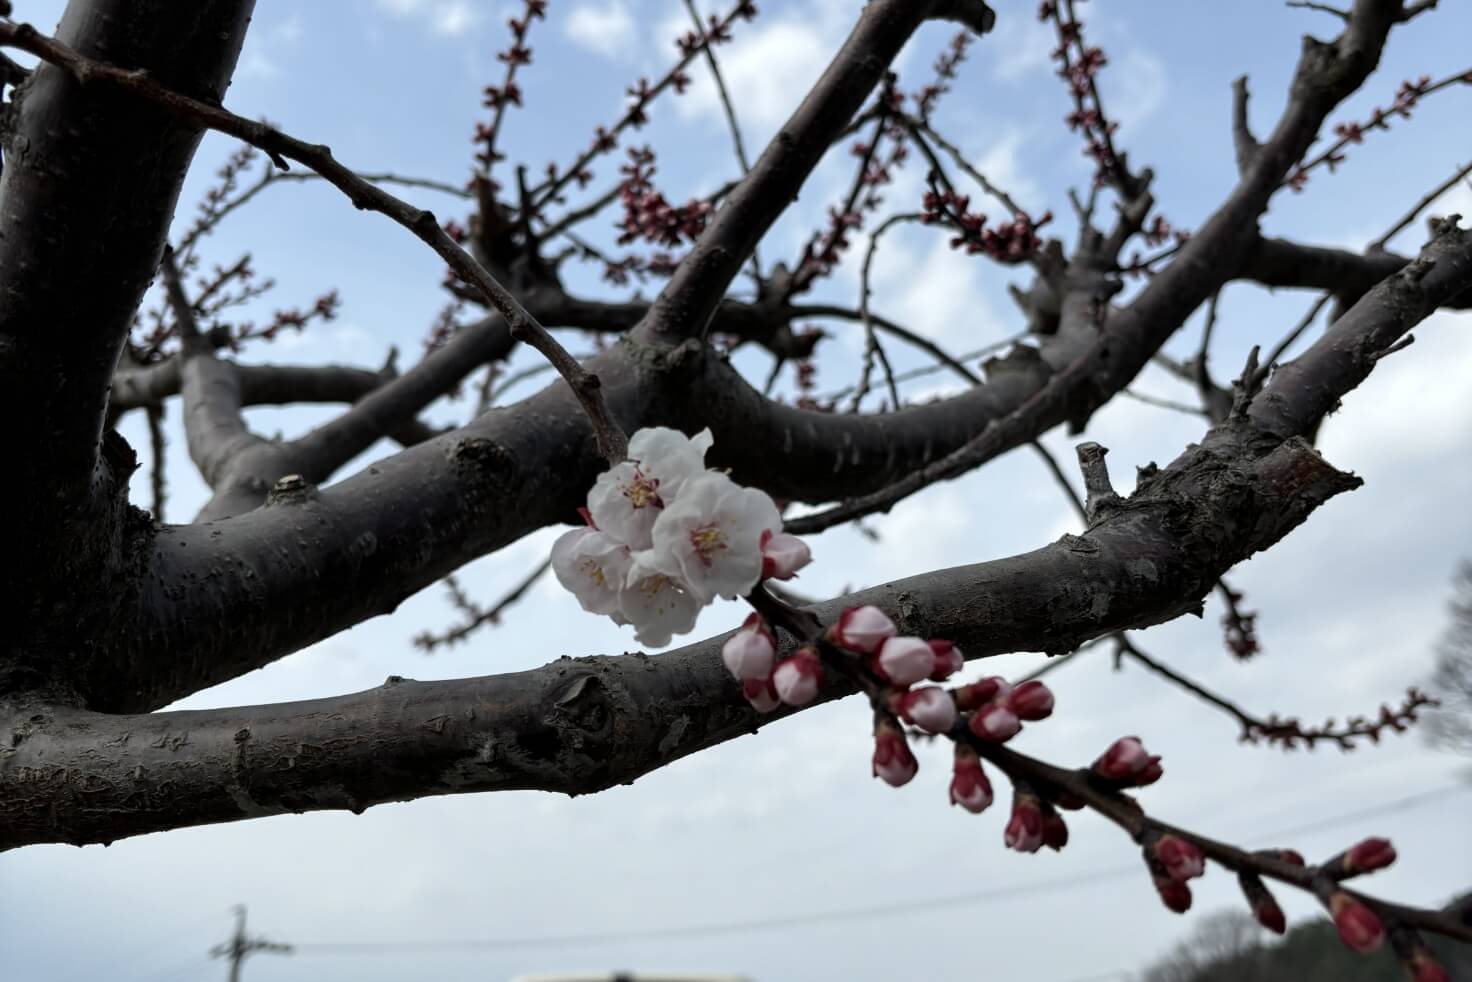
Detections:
616,147,713,249
921,188,1052,264
552,428,810,646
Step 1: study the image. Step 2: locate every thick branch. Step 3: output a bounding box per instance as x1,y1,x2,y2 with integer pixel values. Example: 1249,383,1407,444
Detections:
0,0,255,697
2,420,1356,847
1242,234,1472,309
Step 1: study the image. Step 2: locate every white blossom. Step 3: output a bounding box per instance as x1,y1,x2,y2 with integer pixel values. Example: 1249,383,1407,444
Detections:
618,557,704,647
586,427,713,549
550,528,633,620
646,472,781,603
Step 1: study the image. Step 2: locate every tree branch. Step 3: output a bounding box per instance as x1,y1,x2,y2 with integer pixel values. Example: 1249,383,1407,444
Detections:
1,407,1358,847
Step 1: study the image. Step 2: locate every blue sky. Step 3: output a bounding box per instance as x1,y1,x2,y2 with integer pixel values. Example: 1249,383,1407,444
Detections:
3,1,1472,980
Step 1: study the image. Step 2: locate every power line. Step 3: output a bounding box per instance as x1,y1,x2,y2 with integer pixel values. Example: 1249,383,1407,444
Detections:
288,782,1469,956
209,906,292,981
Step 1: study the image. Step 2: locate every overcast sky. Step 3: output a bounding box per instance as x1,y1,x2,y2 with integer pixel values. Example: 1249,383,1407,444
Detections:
3,1,1472,980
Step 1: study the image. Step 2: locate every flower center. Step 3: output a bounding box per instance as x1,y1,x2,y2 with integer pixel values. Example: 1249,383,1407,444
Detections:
689,523,727,566
622,468,662,509
576,558,607,587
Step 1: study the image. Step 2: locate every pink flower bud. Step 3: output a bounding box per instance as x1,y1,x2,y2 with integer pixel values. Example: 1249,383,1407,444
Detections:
1276,849,1306,867
721,613,776,681
1254,896,1286,935
1154,835,1206,881
773,648,823,706
968,703,1022,742
872,721,918,788
1004,794,1044,853
898,686,958,733
1093,736,1150,780
742,676,780,714
1153,874,1192,913
828,605,897,653
1344,837,1396,875
1007,680,1055,720
927,640,964,681
1135,755,1164,786
949,748,993,813
955,676,1011,710
1410,952,1452,982
876,636,936,686
1041,811,1069,851
1329,892,1384,953
760,531,812,580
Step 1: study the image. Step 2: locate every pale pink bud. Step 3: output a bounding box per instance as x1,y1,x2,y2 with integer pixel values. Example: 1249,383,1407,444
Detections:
1329,892,1384,953
828,605,897,653
898,686,957,733
872,721,918,787
968,703,1022,742
1041,811,1069,851
1154,874,1192,913
927,640,964,681
1343,837,1396,875
876,636,936,686
742,676,780,713
1007,680,1055,720
772,648,822,706
955,676,1011,710
721,613,776,681
1004,794,1044,853
759,530,811,580
1154,835,1206,881
949,748,993,813
1093,736,1150,780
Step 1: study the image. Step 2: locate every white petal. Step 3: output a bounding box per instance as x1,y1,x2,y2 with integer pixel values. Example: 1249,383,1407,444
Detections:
550,528,632,617
588,461,663,550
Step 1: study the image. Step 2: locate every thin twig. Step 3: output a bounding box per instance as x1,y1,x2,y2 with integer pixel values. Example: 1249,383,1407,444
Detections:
0,20,630,463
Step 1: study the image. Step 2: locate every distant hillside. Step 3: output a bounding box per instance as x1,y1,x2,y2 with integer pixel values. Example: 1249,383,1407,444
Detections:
1139,906,1472,982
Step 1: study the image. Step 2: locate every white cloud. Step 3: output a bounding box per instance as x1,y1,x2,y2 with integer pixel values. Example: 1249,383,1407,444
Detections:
990,10,1054,82
432,0,476,35
564,0,636,59
674,17,833,129
374,0,479,36
1110,47,1167,131
971,127,1046,217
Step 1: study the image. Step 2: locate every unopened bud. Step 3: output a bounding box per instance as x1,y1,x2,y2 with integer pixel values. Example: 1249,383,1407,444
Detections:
772,647,823,706
969,703,1022,742
1041,810,1069,851
1008,680,1055,720
1004,793,1044,853
897,686,958,733
1329,892,1385,953
876,636,936,686
1340,837,1396,876
949,746,993,813
828,605,897,653
721,613,776,681
1153,874,1192,914
1093,736,1150,780
872,719,918,788
742,676,780,714
927,640,965,681
760,531,811,580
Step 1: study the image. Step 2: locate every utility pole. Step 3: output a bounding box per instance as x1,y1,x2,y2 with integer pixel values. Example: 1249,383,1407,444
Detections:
209,905,293,981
